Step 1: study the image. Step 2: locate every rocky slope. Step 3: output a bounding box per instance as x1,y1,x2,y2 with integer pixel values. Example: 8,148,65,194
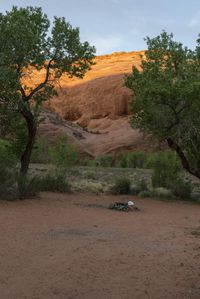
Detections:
38,110,159,158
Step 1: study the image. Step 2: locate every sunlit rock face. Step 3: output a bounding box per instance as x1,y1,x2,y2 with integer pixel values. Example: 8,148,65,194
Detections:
36,51,162,157
46,51,144,124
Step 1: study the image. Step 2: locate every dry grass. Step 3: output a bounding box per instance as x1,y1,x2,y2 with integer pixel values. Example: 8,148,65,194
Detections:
28,164,152,194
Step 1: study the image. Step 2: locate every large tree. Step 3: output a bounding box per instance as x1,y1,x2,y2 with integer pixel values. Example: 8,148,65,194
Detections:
0,6,95,174
125,31,200,179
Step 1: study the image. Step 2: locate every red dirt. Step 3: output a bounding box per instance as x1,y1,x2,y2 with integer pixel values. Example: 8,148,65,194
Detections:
0,193,200,299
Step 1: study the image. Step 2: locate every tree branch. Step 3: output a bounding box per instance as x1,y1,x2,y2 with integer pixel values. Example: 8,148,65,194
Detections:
16,64,27,99
25,59,53,101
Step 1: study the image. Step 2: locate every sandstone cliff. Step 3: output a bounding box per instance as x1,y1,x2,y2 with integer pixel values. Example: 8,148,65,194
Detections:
37,51,160,157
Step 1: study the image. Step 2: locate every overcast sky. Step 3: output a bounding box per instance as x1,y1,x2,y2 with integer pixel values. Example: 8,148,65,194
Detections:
1,0,200,55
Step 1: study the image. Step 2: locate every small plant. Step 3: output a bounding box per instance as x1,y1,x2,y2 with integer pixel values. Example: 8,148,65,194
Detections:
170,178,192,200
111,177,131,194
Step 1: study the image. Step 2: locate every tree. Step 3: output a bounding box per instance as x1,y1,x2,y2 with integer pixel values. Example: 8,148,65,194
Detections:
125,31,200,179
0,6,95,175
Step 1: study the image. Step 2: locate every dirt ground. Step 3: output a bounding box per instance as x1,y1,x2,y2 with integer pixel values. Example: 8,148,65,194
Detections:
0,193,200,299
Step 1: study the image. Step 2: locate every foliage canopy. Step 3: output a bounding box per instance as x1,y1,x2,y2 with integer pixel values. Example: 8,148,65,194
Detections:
0,6,95,174
125,31,200,179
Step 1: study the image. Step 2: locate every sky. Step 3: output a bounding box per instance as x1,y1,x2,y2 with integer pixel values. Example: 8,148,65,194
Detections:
1,0,200,55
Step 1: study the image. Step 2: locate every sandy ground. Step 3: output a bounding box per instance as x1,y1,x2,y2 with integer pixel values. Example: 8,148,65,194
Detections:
0,193,200,299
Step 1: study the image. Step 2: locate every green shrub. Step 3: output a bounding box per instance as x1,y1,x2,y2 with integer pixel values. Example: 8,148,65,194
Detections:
137,178,148,191
111,177,131,194
10,120,28,159
17,172,71,198
0,139,17,170
145,153,156,169
129,184,141,195
0,138,10,148
138,190,152,198
126,151,147,168
49,137,78,170
97,155,113,167
38,173,71,192
170,178,192,200
17,175,40,199
0,140,18,199
148,151,182,188
87,159,98,167
116,154,127,168
129,179,149,195
116,152,147,168
31,138,50,163
84,171,97,180
191,192,200,202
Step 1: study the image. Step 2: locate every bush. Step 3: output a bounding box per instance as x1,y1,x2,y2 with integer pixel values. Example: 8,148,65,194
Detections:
97,155,113,167
49,137,78,170
147,151,182,188
116,153,127,168
191,192,200,202
126,151,147,168
129,179,149,195
10,120,27,159
38,173,71,192
0,139,18,199
31,138,50,163
152,187,173,199
17,175,40,199
138,190,152,198
137,178,148,191
0,139,17,170
17,172,71,198
84,171,97,180
116,152,147,168
129,184,141,195
111,177,131,194
170,178,192,200
87,159,98,167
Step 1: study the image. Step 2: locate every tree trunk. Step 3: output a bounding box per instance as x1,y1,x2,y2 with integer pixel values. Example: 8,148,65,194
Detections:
20,108,37,175
167,137,200,179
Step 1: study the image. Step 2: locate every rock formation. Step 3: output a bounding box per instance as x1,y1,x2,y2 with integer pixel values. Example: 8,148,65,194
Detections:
37,51,161,157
